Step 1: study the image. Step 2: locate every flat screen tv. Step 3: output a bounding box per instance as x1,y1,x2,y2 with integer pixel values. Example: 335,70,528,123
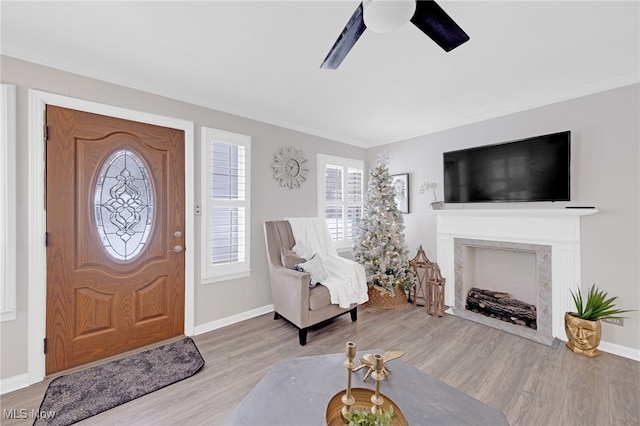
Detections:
443,131,570,203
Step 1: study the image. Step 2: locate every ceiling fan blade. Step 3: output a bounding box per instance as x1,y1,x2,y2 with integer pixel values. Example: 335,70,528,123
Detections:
410,0,469,52
320,3,367,69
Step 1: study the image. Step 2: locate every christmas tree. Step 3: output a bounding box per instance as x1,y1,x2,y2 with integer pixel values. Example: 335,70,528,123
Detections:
353,154,415,296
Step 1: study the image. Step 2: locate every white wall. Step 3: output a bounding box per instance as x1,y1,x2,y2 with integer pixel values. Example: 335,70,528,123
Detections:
0,55,365,382
371,83,640,353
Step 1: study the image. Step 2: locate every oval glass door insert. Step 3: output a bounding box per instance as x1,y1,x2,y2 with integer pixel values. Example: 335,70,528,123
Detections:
94,149,155,261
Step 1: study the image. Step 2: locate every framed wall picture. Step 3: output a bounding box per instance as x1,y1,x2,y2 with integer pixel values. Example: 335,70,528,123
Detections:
391,173,409,214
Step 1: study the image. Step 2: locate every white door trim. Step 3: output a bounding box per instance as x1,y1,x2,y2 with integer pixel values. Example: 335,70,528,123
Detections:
28,90,195,384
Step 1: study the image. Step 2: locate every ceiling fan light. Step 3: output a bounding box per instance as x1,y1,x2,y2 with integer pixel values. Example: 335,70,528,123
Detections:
363,0,416,33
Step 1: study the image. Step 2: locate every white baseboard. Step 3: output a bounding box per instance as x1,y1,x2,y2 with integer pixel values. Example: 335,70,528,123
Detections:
558,335,639,361
599,340,640,361
448,306,639,361
0,373,30,395
193,304,274,336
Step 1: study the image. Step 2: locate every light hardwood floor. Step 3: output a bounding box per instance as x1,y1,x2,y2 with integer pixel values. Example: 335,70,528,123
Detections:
2,303,639,425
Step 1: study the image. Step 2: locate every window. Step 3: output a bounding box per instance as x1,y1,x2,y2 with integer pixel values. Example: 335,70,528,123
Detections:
1,84,16,321
201,127,251,283
317,154,364,251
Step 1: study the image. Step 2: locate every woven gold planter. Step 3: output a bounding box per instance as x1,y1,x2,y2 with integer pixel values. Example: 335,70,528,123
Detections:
325,388,408,426
564,312,602,358
365,285,408,309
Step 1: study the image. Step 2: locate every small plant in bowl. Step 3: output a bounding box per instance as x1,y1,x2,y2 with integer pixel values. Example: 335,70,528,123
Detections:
565,284,634,357
344,406,397,426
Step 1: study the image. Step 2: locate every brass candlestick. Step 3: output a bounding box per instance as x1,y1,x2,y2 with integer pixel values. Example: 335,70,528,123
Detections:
341,341,356,417
370,353,385,414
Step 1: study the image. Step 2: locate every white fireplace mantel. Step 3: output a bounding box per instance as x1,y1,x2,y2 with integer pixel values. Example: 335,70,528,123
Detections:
433,208,598,341
432,208,597,244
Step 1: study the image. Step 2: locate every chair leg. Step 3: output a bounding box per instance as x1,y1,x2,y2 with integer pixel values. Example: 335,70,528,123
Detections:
298,328,308,346
274,312,281,320
350,307,358,321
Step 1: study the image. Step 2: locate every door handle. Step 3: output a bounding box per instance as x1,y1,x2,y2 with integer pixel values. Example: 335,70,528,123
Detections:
169,245,184,253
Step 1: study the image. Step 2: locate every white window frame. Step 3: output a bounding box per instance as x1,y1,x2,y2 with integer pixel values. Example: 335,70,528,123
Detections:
201,126,251,284
317,154,364,252
1,84,17,322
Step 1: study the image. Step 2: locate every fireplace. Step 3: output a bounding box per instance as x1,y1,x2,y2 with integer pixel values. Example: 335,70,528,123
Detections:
455,238,551,343
434,208,597,345
463,246,538,304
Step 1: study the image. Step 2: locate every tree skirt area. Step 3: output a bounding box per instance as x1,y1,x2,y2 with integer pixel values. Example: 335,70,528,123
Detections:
34,337,205,426
366,285,409,308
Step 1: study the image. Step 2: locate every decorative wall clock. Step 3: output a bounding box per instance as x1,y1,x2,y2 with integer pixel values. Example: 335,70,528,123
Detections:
272,146,309,190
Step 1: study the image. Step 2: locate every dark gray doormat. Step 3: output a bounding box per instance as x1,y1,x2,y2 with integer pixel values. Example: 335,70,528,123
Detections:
34,337,205,426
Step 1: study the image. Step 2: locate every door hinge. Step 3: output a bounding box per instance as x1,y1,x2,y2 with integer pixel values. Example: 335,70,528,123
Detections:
44,125,50,141
43,338,47,354
45,232,49,247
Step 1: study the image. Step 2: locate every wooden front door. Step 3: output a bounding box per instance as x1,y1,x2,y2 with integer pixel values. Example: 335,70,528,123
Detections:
45,106,185,374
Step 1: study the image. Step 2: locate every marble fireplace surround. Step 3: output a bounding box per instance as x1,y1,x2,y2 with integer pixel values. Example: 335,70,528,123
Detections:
434,209,598,345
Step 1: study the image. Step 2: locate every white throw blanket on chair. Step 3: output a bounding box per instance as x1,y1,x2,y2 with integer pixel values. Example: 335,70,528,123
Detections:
286,217,369,308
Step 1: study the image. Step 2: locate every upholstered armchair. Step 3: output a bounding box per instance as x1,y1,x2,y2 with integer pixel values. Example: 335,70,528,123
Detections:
264,220,365,345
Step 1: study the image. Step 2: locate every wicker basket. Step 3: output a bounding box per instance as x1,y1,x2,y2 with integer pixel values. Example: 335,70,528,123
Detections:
365,285,408,309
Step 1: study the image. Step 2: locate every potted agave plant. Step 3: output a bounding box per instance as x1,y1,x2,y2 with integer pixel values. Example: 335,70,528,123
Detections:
565,284,633,357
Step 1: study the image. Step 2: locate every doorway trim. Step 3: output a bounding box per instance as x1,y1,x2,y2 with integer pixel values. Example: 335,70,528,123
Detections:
28,89,195,384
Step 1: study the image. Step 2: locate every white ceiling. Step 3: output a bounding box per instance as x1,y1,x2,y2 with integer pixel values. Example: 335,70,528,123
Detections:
1,1,638,147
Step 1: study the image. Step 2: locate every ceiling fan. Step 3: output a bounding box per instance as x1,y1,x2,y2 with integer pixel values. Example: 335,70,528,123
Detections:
320,0,470,69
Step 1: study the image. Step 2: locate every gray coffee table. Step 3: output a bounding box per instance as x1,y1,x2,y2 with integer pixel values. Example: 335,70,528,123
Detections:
224,351,509,425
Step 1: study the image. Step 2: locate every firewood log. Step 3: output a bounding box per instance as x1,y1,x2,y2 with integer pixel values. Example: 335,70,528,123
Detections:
466,287,537,327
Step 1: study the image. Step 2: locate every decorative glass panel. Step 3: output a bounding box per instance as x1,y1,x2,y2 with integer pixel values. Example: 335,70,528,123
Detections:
94,149,154,261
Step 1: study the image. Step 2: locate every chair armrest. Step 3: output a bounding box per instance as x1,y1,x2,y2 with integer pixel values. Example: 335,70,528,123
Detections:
268,265,311,327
